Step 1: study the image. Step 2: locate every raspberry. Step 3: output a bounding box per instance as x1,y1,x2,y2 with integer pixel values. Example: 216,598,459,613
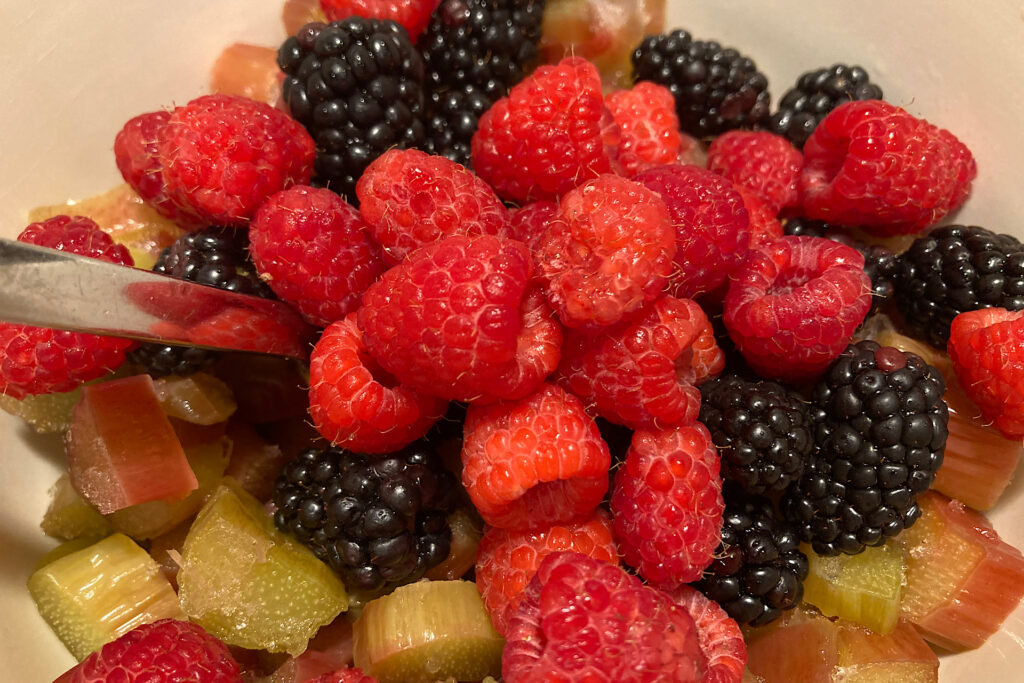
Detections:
724,235,872,383
800,100,977,236
159,94,315,227
0,216,135,400
537,174,676,328
668,585,748,683
308,668,378,683
473,285,563,404
475,509,618,636
250,185,387,327
57,619,241,683
635,164,750,299
113,110,206,230
707,130,802,213
605,81,684,177
357,234,533,402
736,187,783,250
557,296,722,430
356,148,511,265
509,200,558,254
319,0,438,40
610,423,724,588
471,56,621,203
461,383,610,529
309,315,448,453
501,551,707,683
948,308,1024,440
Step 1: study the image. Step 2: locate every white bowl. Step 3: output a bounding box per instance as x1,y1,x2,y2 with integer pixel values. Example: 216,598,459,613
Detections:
1,1,1021,680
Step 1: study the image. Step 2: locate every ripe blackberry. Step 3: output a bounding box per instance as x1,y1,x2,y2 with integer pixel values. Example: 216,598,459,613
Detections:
631,29,770,138
698,374,813,495
130,227,273,377
278,17,426,199
783,217,898,315
782,340,948,556
697,489,808,626
890,225,1024,348
272,441,460,592
417,0,546,165
767,64,883,148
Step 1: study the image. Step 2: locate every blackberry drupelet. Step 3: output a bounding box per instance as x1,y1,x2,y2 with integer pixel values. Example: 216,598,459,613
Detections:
767,64,883,148
417,0,546,165
783,217,898,315
632,29,771,138
697,489,808,626
272,441,460,592
699,374,813,495
278,17,426,199
782,340,948,556
129,227,273,377
889,225,1024,348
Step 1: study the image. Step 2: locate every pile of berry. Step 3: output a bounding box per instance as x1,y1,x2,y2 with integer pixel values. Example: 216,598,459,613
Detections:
9,1,1024,682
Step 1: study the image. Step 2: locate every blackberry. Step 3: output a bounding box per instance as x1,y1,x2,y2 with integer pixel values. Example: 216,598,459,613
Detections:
272,441,460,592
698,374,813,495
767,64,883,148
131,227,273,377
632,29,771,138
417,0,546,165
697,489,808,626
278,17,426,199
889,225,1024,348
783,217,897,315
782,340,948,556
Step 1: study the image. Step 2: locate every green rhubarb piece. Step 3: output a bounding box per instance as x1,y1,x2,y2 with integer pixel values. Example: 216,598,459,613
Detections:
41,474,112,541
105,437,230,540
0,387,83,433
352,580,504,683
28,533,184,660
177,481,348,654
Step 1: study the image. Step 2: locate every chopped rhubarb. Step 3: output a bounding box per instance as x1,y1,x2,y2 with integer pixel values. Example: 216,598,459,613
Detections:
899,490,1024,651
66,374,197,514
210,43,283,108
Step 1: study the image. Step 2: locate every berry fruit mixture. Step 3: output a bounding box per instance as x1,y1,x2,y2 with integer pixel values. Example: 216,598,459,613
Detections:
8,2,1024,682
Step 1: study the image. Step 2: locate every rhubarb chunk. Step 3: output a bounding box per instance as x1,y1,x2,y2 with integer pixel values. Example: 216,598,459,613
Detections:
66,374,196,514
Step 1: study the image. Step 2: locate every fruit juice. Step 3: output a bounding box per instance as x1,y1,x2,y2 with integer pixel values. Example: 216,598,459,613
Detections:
2,1,1024,681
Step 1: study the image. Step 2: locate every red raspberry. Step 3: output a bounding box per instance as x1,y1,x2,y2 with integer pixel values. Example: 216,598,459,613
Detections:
610,423,724,588
461,383,610,529
736,187,784,251
473,286,563,404
471,57,621,203
606,81,684,177
707,130,802,213
538,174,676,328
0,217,135,400
801,100,977,236
557,296,722,430
635,164,751,299
56,619,241,683
319,0,437,40
113,111,207,231
948,308,1024,440
250,185,387,327
309,315,447,453
475,509,618,637
501,551,707,683
159,94,315,227
509,200,558,255
308,667,378,683
357,234,532,402
356,148,511,265
724,235,872,382
668,586,748,683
